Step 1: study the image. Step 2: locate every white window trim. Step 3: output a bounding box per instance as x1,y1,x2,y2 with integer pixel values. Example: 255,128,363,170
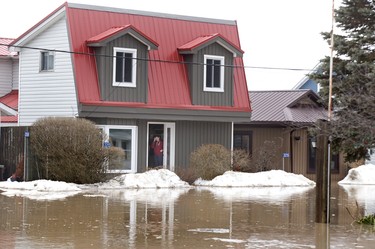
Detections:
113,47,137,87
40,51,55,72
99,125,138,173
203,54,224,92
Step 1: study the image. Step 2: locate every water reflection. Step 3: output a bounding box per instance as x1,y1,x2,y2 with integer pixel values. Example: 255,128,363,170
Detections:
0,185,375,248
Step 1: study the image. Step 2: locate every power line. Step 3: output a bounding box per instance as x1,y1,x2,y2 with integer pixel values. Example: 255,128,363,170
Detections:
1,43,312,72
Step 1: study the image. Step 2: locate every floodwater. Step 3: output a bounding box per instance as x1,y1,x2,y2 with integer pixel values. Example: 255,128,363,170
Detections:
0,184,375,249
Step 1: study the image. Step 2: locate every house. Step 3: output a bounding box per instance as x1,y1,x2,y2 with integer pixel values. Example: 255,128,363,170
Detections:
234,89,347,181
7,3,251,174
292,63,321,93
0,37,18,126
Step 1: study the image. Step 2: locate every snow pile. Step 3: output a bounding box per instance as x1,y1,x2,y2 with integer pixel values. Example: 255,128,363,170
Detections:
339,164,375,185
194,170,315,187
98,169,190,189
0,179,82,200
0,179,81,192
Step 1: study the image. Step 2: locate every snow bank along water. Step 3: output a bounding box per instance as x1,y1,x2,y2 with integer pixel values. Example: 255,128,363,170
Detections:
339,164,375,185
194,170,316,187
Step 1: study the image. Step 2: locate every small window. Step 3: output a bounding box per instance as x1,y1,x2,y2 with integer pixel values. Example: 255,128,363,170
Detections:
113,47,137,87
40,51,54,71
204,55,224,92
234,131,253,155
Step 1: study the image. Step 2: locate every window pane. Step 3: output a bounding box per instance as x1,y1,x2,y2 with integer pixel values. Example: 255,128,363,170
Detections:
213,60,221,88
308,137,316,173
124,52,133,83
41,52,54,71
206,59,213,87
48,54,54,70
109,129,132,170
115,52,124,82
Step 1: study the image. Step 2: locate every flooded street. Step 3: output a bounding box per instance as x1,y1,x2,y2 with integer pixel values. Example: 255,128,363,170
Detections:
1,184,375,248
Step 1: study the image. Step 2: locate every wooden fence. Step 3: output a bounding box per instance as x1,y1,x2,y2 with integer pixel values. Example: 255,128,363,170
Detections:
0,126,27,180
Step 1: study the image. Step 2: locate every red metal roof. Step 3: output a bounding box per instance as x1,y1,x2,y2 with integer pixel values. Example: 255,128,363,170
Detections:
0,38,17,57
0,90,18,110
0,115,17,123
64,4,250,112
0,90,18,124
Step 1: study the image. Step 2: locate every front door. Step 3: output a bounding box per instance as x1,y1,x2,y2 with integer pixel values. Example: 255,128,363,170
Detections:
148,122,175,171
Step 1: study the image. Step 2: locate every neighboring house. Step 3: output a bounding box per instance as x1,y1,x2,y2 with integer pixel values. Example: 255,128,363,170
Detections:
234,90,347,181
8,3,251,174
0,37,18,126
292,63,321,93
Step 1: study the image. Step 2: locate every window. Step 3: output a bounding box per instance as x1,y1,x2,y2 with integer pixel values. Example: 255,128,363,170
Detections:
204,55,224,92
40,51,54,71
234,131,253,155
113,47,137,87
100,125,138,173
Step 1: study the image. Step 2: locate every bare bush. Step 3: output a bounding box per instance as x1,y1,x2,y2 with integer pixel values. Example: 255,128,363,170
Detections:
30,117,107,184
190,144,231,180
175,167,198,184
251,140,280,172
232,149,252,172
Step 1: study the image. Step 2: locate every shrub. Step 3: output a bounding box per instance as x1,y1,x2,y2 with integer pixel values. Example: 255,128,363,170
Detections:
30,117,107,184
190,144,231,180
175,167,198,184
251,140,281,172
232,149,252,172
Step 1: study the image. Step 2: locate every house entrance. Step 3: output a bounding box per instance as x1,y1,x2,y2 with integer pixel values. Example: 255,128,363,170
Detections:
147,122,175,171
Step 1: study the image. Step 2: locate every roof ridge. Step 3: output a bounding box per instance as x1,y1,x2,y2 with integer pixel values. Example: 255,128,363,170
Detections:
249,89,309,93
67,2,237,26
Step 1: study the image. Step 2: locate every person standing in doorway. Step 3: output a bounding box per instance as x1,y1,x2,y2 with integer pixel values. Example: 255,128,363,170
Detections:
151,135,163,167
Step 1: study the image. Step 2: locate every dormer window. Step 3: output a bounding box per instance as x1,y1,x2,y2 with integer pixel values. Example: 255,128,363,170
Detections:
204,55,224,92
40,51,54,71
113,47,137,87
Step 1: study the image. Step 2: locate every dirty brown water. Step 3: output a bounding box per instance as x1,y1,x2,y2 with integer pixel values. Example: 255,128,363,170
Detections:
1,184,374,248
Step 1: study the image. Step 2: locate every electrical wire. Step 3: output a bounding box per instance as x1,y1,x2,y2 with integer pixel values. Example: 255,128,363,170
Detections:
1,43,312,72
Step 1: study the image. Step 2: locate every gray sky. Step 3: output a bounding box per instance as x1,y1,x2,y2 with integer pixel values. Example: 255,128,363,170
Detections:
0,0,338,90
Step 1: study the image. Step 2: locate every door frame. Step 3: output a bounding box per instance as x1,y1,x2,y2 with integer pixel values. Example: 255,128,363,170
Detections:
147,122,176,171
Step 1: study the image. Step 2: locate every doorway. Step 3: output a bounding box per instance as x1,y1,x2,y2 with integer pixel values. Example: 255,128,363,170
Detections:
147,122,175,171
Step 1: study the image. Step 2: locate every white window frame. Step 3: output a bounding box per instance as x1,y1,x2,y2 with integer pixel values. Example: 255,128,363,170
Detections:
203,54,224,92
99,125,138,173
113,47,137,87
40,51,54,72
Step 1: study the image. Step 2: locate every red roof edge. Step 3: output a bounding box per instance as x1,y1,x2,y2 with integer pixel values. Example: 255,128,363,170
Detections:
81,100,251,112
87,24,159,48
178,33,244,55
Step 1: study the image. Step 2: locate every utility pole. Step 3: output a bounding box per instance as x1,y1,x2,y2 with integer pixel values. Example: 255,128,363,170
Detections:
316,0,335,224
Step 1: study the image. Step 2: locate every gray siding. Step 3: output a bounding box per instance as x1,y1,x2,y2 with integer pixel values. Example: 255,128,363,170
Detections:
175,121,232,169
187,43,234,107
89,117,232,173
95,35,148,103
12,59,19,90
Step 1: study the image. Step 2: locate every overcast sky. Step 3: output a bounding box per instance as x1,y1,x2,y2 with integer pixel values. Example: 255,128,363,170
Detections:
0,0,339,91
